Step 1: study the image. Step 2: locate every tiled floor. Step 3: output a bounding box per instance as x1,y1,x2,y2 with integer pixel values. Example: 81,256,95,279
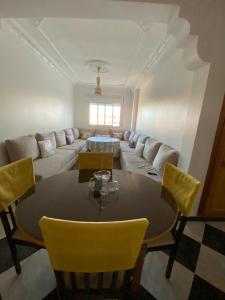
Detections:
0,221,225,299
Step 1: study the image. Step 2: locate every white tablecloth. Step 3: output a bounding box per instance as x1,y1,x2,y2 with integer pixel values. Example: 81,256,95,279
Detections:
87,137,120,158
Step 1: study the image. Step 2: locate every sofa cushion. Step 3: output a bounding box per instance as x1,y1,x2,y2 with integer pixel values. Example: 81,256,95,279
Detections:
153,144,179,176
66,134,75,145
64,128,73,136
5,135,40,162
72,128,80,139
131,133,140,146
111,130,124,140
58,139,86,154
95,129,110,137
55,130,67,147
80,129,95,140
137,134,148,144
123,130,130,141
143,138,161,163
38,140,55,158
34,149,75,179
36,132,56,149
128,131,135,142
134,143,145,157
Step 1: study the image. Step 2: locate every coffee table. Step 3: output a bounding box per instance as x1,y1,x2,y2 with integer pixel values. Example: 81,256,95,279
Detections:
87,136,120,157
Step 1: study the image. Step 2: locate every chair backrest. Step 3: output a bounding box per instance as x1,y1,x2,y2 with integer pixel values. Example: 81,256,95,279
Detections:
79,152,113,170
0,157,35,212
162,163,201,216
39,217,149,273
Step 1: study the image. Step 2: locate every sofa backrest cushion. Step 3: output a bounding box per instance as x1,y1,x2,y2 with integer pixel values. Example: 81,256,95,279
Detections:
153,144,179,176
95,129,110,137
72,128,80,139
134,143,145,158
80,129,95,140
5,135,40,162
123,130,130,141
64,128,73,136
132,133,140,146
55,131,67,147
111,130,124,140
137,134,148,144
143,138,161,163
128,131,135,142
38,140,55,158
36,132,57,149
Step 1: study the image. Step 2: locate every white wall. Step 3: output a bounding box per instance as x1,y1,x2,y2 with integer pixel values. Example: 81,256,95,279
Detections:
74,84,133,130
0,22,75,166
136,49,193,158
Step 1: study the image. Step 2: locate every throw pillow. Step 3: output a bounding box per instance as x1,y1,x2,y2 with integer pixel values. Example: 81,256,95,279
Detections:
38,140,55,158
55,131,67,147
66,134,75,145
143,138,162,163
153,144,179,176
134,143,145,157
123,130,130,141
36,132,57,149
5,135,40,162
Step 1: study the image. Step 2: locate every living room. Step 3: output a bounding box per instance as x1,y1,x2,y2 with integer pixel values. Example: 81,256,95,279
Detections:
0,1,225,299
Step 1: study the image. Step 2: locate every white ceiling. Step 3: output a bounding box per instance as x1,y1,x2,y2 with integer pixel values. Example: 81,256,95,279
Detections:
39,18,167,86
2,1,179,87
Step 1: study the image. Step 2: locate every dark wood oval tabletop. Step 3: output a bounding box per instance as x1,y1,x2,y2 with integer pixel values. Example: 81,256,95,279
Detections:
15,169,178,245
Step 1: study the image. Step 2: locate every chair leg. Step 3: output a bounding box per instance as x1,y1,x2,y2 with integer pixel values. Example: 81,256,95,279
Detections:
165,217,187,279
165,244,178,278
1,213,21,274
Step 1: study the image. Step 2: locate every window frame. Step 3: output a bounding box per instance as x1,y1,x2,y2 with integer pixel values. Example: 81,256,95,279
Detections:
89,102,122,127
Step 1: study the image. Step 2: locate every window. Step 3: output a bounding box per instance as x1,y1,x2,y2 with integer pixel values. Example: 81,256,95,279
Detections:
89,103,121,127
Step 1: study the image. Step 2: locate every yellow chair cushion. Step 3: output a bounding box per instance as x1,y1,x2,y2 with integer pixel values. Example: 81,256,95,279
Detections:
39,217,149,273
162,163,201,216
0,157,35,212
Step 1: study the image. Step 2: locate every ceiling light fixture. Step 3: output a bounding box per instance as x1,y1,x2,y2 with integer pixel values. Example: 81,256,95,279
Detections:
95,66,102,96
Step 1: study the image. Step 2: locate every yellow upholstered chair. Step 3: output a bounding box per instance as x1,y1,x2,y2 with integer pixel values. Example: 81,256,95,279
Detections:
79,152,113,170
39,217,149,299
147,163,201,278
0,157,39,274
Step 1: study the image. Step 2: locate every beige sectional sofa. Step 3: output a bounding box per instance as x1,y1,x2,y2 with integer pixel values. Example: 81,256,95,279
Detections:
120,132,179,182
5,128,87,180
5,127,179,183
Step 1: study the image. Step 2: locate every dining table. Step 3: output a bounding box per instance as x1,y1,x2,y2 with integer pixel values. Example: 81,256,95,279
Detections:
15,169,178,246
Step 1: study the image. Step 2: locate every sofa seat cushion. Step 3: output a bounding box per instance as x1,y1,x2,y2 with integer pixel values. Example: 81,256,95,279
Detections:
34,149,75,179
120,141,135,153
120,152,162,182
6,134,40,162
58,139,86,153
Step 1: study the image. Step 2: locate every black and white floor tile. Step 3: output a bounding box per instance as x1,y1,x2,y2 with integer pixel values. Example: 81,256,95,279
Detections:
0,221,225,300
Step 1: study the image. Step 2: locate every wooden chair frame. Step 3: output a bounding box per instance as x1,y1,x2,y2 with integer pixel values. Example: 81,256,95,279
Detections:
0,203,41,274
53,245,147,300
147,212,187,278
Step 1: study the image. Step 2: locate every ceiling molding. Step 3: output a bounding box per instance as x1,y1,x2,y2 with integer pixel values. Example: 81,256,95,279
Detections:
4,19,76,83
